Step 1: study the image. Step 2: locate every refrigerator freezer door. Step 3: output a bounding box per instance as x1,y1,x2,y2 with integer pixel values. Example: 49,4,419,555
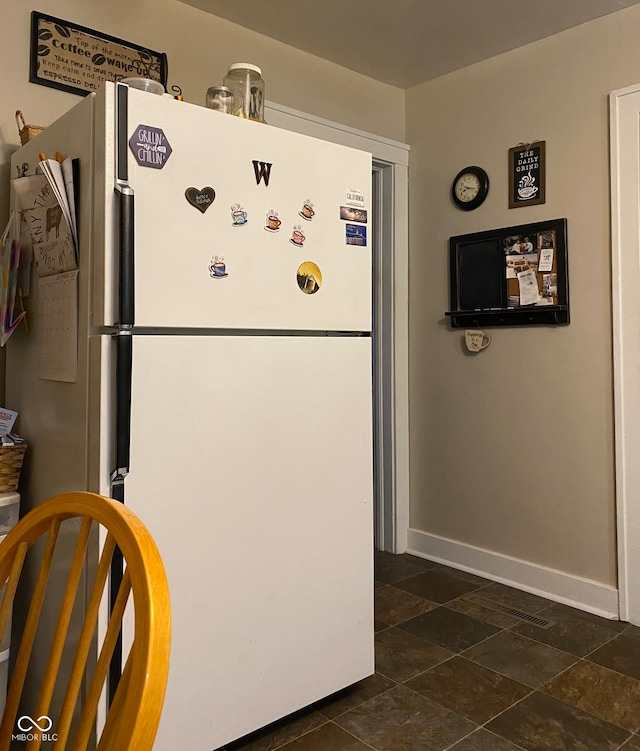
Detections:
121,334,374,751
99,84,372,332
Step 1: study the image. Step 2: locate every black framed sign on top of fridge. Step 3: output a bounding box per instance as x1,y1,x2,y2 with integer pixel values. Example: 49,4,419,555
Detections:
508,140,546,209
30,11,168,97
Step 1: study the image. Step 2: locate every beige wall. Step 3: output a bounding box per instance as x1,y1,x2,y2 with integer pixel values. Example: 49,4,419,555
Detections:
405,7,640,586
0,0,404,399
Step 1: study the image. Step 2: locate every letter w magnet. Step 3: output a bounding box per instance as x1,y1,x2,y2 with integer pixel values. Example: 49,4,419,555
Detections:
252,160,272,186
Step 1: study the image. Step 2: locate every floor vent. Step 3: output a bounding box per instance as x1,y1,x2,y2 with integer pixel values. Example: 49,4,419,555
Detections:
465,593,554,629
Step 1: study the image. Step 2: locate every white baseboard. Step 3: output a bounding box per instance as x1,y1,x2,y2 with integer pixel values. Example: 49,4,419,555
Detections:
407,528,619,620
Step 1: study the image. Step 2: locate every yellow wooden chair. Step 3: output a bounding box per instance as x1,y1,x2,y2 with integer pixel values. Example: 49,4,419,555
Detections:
0,491,170,751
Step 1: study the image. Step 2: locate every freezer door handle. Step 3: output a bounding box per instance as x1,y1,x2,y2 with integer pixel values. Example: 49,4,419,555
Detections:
115,81,129,184
116,184,135,327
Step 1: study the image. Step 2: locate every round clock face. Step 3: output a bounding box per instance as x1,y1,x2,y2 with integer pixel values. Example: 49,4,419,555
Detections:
452,166,489,210
455,173,481,203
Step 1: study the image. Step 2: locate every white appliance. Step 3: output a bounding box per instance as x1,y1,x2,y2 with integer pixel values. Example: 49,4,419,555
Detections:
7,83,373,750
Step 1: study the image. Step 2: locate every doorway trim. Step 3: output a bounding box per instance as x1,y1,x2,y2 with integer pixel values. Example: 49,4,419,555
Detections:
610,82,640,624
265,101,410,553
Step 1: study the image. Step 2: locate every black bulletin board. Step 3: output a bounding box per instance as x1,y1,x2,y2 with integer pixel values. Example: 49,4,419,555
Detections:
446,218,569,328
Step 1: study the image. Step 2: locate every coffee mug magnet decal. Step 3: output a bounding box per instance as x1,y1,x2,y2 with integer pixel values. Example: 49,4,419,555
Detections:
290,224,305,247
230,203,248,227
299,199,315,221
209,255,228,278
465,329,491,353
264,209,281,232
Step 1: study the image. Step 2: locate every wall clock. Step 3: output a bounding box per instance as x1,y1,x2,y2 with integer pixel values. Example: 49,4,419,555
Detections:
451,166,489,211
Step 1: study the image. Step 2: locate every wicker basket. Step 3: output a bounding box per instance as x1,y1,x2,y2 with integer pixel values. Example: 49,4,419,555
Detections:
0,444,27,492
15,111,44,146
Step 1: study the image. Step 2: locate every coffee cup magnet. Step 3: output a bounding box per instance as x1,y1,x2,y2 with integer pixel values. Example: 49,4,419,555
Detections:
299,199,315,221
209,255,228,278
264,210,281,232
465,329,491,353
231,203,248,227
290,224,305,247
185,186,216,213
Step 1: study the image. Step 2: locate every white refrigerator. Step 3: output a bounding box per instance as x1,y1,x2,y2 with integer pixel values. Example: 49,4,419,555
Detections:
7,82,374,750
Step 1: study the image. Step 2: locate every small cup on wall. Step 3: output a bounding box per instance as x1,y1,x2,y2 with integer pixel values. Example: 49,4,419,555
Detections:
465,329,491,353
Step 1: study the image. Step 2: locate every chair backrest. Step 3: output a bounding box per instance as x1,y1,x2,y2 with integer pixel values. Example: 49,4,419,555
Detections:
0,491,171,751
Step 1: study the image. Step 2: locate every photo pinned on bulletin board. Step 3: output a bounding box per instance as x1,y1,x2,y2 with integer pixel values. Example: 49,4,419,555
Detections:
505,253,538,279
538,245,554,272
503,233,537,279
542,273,557,298
538,230,555,248
517,268,539,306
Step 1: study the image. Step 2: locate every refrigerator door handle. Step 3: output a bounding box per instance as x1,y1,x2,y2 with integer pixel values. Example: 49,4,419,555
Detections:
115,81,129,184
114,81,135,328
115,184,135,328
109,327,132,702
110,330,132,486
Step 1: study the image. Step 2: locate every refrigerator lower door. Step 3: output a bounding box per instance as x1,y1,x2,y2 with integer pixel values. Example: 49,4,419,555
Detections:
121,334,374,751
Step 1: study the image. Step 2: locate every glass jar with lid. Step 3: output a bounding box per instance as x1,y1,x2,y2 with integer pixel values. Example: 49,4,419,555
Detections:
205,85,236,114
223,63,265,122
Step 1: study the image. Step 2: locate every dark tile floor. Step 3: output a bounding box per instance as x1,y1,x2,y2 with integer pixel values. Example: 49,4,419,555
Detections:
221,552,640,751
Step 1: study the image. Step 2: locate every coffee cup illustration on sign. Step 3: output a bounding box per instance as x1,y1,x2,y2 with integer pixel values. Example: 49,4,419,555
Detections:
464,329,491,352
264,210,281,232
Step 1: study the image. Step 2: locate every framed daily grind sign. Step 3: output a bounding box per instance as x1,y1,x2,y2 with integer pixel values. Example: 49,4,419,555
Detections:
508,140,546,209
30,12,168,97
